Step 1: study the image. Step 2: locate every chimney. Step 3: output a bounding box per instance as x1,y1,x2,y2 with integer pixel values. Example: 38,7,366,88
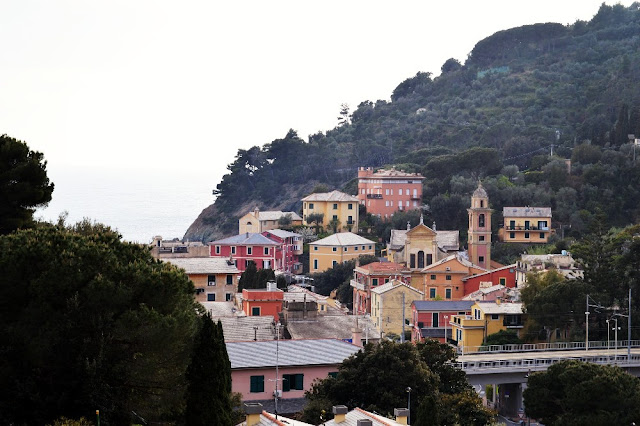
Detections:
496,296,502,305
394,408,409,425
357,420,372,426
352,326,363,347
244,402,263,426
332,405,348,423
254,206,260,217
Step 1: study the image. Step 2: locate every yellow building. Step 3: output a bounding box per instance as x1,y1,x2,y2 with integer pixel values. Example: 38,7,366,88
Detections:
239,207,303,234
499,207,552,244
385,219,459,267
309,232,376,273
163,257,241,303
371,279,423,337
450,300,524,352
301,190,360,233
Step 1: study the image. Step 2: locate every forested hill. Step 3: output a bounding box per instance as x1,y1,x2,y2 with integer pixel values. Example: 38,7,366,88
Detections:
185,3,640,242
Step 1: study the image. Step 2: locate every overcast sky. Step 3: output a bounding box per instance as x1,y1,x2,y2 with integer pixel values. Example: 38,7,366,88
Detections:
1,1,634,184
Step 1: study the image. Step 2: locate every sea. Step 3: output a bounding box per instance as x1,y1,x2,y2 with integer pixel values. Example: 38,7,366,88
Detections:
36,165,218,244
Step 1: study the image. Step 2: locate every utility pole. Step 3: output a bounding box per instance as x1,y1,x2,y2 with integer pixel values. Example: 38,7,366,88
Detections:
629,287,632,363
401,292,406,343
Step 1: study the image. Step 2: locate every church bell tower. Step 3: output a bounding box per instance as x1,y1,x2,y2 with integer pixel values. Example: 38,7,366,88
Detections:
467,182,492,269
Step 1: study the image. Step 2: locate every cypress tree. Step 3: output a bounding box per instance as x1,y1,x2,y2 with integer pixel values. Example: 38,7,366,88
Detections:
185,313,233,426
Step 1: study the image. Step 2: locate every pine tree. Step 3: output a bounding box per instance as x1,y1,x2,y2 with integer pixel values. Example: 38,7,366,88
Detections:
185,313,233,426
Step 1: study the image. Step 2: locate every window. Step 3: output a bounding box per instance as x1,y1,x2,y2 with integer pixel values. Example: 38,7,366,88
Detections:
344,247,348,252
362,246,365,250
368,245,372,249
510,232,515,239
282,374,304,391
332,247,337,252
264,246,269,255
480,200,484,207
263,260,270,269
309,203,314,209
207,275,216,286
215,245,221,254
474,309,481,320
372,278,378,286
226,275,233,285
207,293,216,301
538,220,548,229
430,275,436,280
354,246,358,251
250,375,265,393
499,277,506,286
446,275,452,281
410,254,416,268
445,288,452,299
491,314,499,320
347,215,353,224
524,232,530,239
432,313,439,328
348,203,353,210
247,246,253,255
314,246,318,251
251,307,260,316
231,246,236,255
417,250,425,268
524,220,530,230
226,293,232,301
328,372,338,378
426,254,433,266
313,259,318,270
479,256,484,263
384,278,389,283
540,232,545,239
333,203,338,210
245,260,251,268
509,220,515,229
332,260,337,267
333,215,338,221
195,288,204,295
479,214,485,228
429,288,436,298
479,235,485,241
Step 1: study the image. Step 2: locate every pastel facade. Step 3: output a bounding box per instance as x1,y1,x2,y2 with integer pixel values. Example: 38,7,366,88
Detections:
262,229,303,274
421,254,486,301
370,280,423,336
386,227,459,264
210,233,280,273
462,264,517,295
357,167,424,218
163,258,240,302
498,207,552,243
241,287,284,322
301,191,360,233
350,262,410,316
450,301,525,351
239,207,303,234
308,232,376,273
467,183,492,270
410,300,474,343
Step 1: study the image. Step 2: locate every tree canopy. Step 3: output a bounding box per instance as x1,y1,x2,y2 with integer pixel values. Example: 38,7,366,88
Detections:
0,134,54,234
523,360,640,426
0,222,200,425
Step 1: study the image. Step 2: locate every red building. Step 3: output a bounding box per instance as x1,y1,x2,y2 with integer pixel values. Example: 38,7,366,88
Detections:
262,229,303,274
241,286,284,322
357,167,424,218
410,300,474,343
350,262,410,316
210,232,280,273
462,264,517,295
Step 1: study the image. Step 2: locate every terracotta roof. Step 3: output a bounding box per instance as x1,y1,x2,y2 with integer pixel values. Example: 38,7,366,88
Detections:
355,261,407,275
301,190,359,202
502,207,552,218
309,232,376,247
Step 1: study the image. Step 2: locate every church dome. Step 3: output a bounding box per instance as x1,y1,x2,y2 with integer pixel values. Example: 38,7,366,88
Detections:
472,183,488,199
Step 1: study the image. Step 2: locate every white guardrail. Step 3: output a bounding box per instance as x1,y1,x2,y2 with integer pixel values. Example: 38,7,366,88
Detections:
459,340,640,355
454,353,640,372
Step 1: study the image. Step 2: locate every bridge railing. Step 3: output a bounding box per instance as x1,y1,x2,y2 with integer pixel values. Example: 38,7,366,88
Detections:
459,340,640,355
454,353,640,372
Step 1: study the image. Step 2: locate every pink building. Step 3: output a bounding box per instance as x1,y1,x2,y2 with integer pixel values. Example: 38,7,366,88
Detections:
410,300,474,344
227,339,360,405
262,229,303,274
357,167,424,218
210,232,280,273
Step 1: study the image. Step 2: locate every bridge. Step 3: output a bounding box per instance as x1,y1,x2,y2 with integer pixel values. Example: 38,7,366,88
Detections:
452,341,640,417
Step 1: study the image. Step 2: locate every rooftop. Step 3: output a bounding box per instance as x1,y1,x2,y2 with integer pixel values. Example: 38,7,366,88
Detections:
322,407,406,426
210,232,280,246
287,314,380,341
201,301,238,317
462,264,516,281
472,183,488,199
226,339,360,369
363,167,424,179
502,206,552,218
388,229,459,251
355,261,407,275
412,300,475,312
421,253,485,272
256,211,302,221
264,229,302,239
217,316,278,342
371,280,423,295
163,257,240,274
302,190,359,203
476,301,524,315
310,232,376,247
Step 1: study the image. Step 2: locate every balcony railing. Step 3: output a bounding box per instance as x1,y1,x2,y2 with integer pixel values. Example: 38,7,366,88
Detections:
366,194,383,199
504,225,550,231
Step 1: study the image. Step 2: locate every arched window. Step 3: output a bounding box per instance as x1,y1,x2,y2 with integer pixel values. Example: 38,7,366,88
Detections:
479,214,485,228
417,250,425,268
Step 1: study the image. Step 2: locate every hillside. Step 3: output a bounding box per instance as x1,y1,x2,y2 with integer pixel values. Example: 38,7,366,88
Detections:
185,3,640,242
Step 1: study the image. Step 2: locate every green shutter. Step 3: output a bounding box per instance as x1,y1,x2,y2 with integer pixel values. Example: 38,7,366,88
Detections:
282,374,291,392
250,375,264,393
295,374,304,390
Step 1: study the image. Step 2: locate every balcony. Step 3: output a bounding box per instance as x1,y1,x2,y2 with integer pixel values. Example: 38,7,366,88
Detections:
504,225,550,231
366,194,383,199
410,195,421,200
350,279,365,291
453,315,485,328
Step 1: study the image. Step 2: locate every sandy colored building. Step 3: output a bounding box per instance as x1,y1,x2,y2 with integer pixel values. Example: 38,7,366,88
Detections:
357,166,424,218
308,232,376,273
301,190,360,233
370,280,423,337
385,220,459,267
163,257,240,302
239,207,302,234
498,206,552,244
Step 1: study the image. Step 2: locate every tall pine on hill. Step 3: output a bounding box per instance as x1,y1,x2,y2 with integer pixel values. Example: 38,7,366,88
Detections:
185,313,233,425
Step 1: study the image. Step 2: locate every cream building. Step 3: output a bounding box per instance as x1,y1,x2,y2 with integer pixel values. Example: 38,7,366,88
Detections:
370,279,423,337
301,190,360,233
308,232,376,273
239,207,303,234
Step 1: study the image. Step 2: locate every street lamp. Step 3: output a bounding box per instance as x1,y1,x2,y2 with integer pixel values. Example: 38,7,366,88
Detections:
612,317,621,363
406,387,412,426
444,315,449,344
606,319,611,362
585,311,590,351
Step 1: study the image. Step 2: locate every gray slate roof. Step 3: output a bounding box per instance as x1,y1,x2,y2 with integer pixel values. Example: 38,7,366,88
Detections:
502,207,552,218
264,229,302,239
301,190,359,202
309,232,375,247
217,316,277,342
287,314,380,341
388,229,459,251
201,301,237,317
164,257,240,274
226,339,360,369
477,301,524,314
412,300,475,311
210,232,280,246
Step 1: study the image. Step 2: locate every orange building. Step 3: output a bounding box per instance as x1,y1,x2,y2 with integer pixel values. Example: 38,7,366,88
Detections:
350,261,410,315
421,254,487,301
357,167,424,218
499,207,552,244
241,285,284,322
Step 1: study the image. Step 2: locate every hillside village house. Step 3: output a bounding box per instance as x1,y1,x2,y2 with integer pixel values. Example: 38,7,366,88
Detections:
410,300,474,344
261,229,303,274
515,253,583,286
239,207,302,234
421,254,487,301
150,236,210,258
308,232,376,273
385,219,459,268
450,300,525,351
301,190,360,233
163,257,240,302
209,232,285,272
350,261,410,316
370,280,423,337
498,206,552,243
357,167,424,218
240,285,284,322
462,264,517,294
